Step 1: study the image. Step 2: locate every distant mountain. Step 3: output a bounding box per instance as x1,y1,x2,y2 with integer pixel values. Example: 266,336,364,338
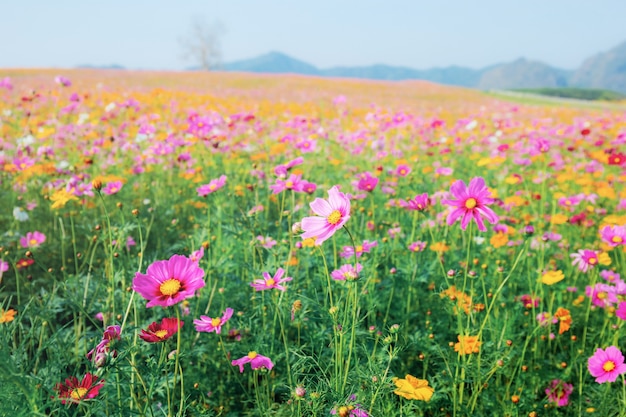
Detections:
570,41,626,93
76,64,126,70
221,41,626,93
223,51,320,76
477,58,571,89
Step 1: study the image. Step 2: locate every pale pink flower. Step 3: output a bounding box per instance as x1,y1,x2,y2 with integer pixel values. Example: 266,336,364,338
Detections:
301,186,351,245
250,268,292,291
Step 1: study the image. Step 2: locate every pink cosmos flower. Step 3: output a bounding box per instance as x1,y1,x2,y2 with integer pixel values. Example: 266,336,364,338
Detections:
588,346,626,383
197,175,227,196
585,283,618,308
616,302,626,320
102,181,123,195
232,351,274,373
339,240,377,258
395,164,411,177
19,231,46,248
301,185,351,245
270,173,305,194
545,379,573,407
55,75,72,87
87,325,121,364
600,225,626,247
441,177,498,231
356,172,379,192
331,263,362,281
256,235,277,249
194,307,234,334
301,180,317,194
402,193,431,211
132,254,205,308
274,157,304,177
570,249,599,273
0,77,13,90
189,247,205,263
408,241,427,252
250,268,292,291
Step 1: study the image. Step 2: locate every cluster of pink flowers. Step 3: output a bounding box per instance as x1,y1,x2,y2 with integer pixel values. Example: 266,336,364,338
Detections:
87,325,121,367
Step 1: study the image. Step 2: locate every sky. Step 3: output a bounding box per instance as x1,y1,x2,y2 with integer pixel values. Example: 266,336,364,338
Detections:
2,1,626,71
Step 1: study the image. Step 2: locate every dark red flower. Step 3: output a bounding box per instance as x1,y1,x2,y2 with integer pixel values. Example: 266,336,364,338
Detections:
139,317,183,343
608,153,626,166
55,373,104,404
16,258,34,269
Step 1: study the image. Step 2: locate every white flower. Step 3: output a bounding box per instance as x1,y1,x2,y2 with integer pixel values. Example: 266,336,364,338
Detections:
13,207,29,222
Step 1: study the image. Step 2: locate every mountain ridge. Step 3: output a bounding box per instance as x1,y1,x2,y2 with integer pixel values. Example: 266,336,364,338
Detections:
221,43,626,93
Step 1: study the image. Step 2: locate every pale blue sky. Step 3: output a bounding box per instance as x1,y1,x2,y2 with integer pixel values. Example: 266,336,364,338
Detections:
2,0,625,71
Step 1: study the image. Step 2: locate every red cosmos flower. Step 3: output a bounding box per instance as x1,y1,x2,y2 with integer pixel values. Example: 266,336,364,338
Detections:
139,317,183,343
16,258,34,269
608,152,626,166
55,373,104,404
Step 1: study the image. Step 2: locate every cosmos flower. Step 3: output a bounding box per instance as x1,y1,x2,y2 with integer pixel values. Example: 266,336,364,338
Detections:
570,249,603,273
139,317,183,343
55,373,104,405
600,225,626,247
541,270,565,285
402,193,431,211
132,254,205,308
441,177,498,231
301,186,351,245
269,173,305,194
197,175,227,196
339,240,377,258
545,379,573,407
0,308,16,324
102,181,123,195
250,268,292,291
19,231,46,249
330,263,362,281
231,351,274,373
393,374,434,401
454,335,481,355
356,172,379,192
194,308,234,334
588,346,626,383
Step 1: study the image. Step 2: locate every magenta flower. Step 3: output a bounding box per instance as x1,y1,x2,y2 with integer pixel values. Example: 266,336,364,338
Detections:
585,283,618,308
330,263,362,281
600,225,626,247
197,175,227,196
356,172,379,192
273,157,304,177
269,173,304,194
395,164,411,177
132,254,205,308
189,247,205,264
301,185,351,245
87,325,121,366
250,268,292,291
19,231,46,248
339,240,377,258
408,241,427,252
0,77,13,90
256,235,277,249
545,379,573,407
441,177,498,231
232,351,274,373
102,181,123,195
54,75,72,87
588,346,626,383
570,249,599,273
616,302,626,320
402,193,431,211
194,307,233,334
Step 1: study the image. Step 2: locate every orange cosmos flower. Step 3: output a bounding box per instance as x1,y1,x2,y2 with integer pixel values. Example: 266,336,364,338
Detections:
393,374,434,401
454,335,481,355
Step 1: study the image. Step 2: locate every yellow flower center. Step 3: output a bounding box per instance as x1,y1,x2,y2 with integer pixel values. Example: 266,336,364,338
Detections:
356,245,363,253
247,351,258,359
211,317,221,327
612,236,623,243
154,329,169,339
597,292,607,300
265,278,276,286
603,360,616,372
70,387,88,400
160,279,181,296
465,198,477,209
589,257,597,265
29,238,38,245
285,181,294,188
209,184,217,191
327,210,342,225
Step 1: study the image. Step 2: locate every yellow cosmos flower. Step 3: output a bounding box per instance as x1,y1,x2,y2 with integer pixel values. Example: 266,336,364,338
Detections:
541,270,565,285
0,308,16,324
393,374,434,401
598,252,611,266
50,189,78,209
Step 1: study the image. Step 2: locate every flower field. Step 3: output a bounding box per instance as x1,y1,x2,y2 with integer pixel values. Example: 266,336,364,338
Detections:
1,69,626,416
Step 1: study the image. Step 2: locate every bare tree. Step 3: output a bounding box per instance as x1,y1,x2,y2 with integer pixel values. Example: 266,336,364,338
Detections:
180,19,224,71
